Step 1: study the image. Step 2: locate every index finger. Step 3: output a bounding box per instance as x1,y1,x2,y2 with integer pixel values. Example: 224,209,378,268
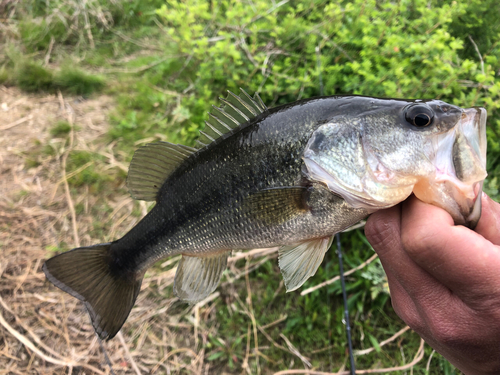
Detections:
475,193,500,245
400,195,500,308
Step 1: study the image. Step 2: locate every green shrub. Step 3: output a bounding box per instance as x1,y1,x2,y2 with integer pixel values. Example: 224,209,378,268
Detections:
154,0,500,199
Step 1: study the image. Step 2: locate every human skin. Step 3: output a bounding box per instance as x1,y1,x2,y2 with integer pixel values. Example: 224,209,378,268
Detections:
364,193,500,375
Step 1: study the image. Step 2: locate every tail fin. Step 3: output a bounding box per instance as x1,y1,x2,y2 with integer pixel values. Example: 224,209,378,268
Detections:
42,243,142,340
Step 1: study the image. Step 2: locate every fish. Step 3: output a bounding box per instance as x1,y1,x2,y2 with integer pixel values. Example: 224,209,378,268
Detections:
43,90,487,340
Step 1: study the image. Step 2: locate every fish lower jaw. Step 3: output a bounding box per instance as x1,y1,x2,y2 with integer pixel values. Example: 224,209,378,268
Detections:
432,172,485,200
412,176,484,228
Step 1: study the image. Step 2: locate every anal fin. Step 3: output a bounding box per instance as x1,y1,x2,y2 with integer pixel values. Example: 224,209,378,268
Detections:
279,236,334,292
174,251,231,303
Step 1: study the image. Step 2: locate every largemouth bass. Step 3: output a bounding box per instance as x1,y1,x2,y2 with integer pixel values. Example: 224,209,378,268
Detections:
43,90,487,340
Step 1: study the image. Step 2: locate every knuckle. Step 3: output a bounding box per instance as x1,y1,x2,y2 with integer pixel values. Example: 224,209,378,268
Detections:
400,223,438,259
391,299,425,333
427,321,465,347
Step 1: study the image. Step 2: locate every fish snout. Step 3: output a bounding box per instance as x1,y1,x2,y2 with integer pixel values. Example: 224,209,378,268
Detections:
453,107,487,228
413,106,487,229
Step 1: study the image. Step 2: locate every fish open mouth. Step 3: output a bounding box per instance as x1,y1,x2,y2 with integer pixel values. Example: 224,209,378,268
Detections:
413,107,487,228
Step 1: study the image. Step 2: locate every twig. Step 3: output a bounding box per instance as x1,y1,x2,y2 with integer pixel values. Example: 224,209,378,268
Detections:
81,0,95,49
58,91,80,248
354,326,411,356
240,37,258,66
468,35,485,75
273,339,425,374
44,36,55,66
224,255,273,286
242,323,252,375
0,303,106,375
0,298,64,361
280,333,312,369
192,291,220,311
99,57,170,74
244,0,290,28
0,115,33,131
342,220,366,232
151,348,198,374
245,258,261,375
161,255,182,268
300,253,379,295
316,46,323,96
54,160,93,185
426,349,436,372
110,29,162,51
97,337,116,375
229,247,278,262
117,331,141,375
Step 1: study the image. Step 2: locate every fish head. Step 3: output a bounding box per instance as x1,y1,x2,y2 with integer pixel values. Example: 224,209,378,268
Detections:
302,97,487,228
410,103,487,228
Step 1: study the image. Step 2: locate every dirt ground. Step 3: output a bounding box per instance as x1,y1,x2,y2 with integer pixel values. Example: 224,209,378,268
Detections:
0,85,211,374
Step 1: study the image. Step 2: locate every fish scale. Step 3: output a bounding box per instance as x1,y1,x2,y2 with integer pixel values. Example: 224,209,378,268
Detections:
43,91,487,340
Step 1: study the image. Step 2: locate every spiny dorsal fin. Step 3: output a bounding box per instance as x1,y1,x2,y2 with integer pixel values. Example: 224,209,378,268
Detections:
279,236,334,292
127,141,196,201
196,89,267,149
174,251,231,303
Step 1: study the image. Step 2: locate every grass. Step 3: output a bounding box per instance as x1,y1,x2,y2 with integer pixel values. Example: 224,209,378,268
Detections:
49,120,72,137
55,66,105,95
15,60,54,92
3,0,495,373
3,57,106,95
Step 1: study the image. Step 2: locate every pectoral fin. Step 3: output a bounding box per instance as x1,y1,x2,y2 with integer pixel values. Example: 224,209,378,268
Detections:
174,251,231,303
279,236,334,292
244,187,308,225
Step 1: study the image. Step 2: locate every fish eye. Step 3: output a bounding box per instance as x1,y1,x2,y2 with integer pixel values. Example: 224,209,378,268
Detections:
405,105,434,127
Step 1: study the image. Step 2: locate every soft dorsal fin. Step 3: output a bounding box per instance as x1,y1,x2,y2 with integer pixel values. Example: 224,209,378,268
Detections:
127,141,196,201
196,89,267,149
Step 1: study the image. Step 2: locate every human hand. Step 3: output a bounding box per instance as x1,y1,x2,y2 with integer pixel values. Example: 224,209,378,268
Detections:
365,193,500,375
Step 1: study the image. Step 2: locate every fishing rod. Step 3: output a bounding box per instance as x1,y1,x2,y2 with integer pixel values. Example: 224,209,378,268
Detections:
97,333,117,375
316,45,356,375
336,233,356,374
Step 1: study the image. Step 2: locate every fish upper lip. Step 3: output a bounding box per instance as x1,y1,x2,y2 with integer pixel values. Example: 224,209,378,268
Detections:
461,107,487,166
